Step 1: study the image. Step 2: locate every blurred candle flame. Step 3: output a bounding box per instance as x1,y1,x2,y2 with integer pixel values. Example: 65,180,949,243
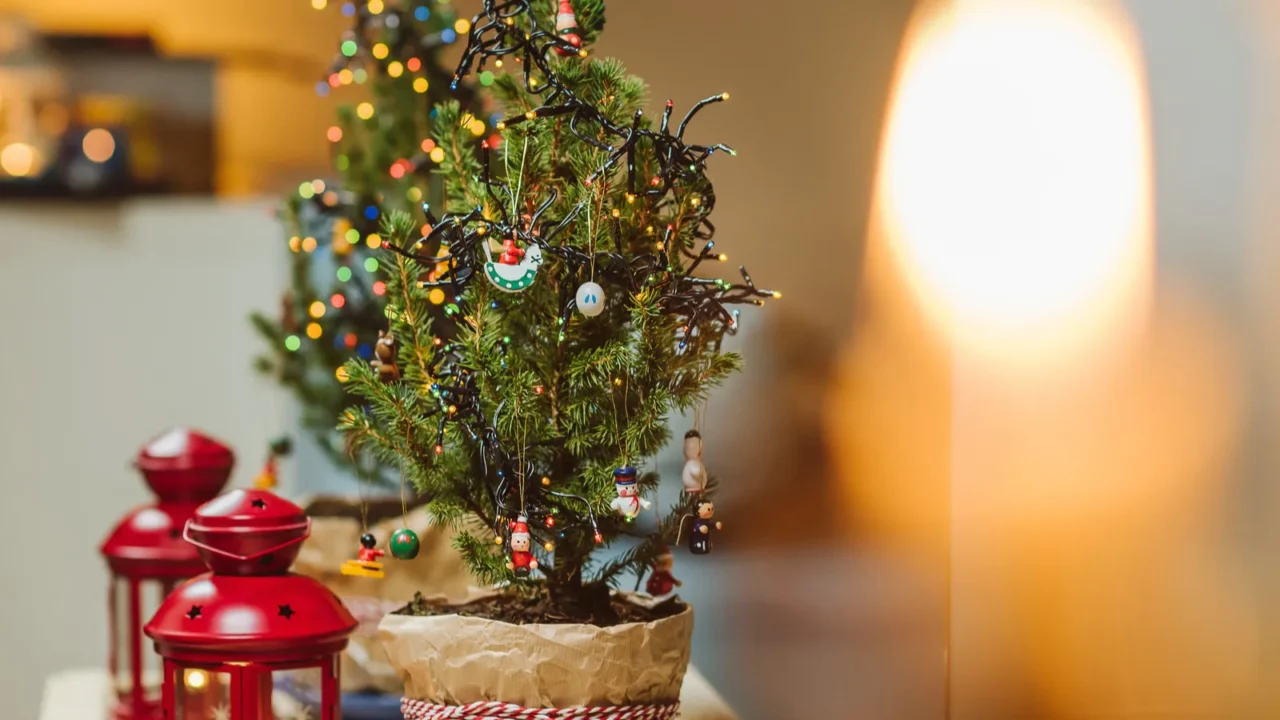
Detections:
831,0,1255,716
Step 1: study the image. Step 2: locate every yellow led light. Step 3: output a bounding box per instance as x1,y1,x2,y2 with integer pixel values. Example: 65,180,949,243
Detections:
469,121,485,137
579,48,588,58
366,233,382,249
336,367,349,382
367,0,384,13
610,208,621,218
656,242,665,251
524,110,536,120
718,253,728,261
690,196,700,206
372,43,389,60
302,236,318,253
306,322,323,339
496,121,506,131
429,147,446,163
288,236,301,253
387,61,404,78
356,102,375,120
494,536,504,545
311,0,326,8
428,288,446,305
528,77,538,88
626,193,635,203
541,476,551,486
407,186,423,202
413,77,429,93
496,59,505,68
338,68,354,85
455,18,471,34
543,541,554,551
721,92,730,100
772,291,782,299
613,377,623,386
309,301,326,318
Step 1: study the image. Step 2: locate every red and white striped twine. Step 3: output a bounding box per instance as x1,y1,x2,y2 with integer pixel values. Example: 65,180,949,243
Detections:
400,698,681,719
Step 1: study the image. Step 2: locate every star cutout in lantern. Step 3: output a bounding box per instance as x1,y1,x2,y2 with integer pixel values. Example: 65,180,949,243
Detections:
186,605,203,620
278,604,296,620
251,498,268,509
212,703,231,720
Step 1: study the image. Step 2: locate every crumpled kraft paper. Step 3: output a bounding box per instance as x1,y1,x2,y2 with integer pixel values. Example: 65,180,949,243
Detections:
291,497,476,692
379,589,694,707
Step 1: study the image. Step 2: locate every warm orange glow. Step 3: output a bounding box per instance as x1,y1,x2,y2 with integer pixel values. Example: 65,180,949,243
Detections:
878,0,1152,370
82,129,116,163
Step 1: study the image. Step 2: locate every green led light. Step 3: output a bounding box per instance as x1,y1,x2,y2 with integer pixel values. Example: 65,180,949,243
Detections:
337,266,353,282
345,228,360,243
354,67,368,84
336,155,350,171
479,70,495,86
364,257,379,272
298,182,315,199
341,40,358,57
284,335,301,351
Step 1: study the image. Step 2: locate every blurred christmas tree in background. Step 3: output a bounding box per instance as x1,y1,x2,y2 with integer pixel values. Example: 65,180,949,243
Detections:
252,0,499,486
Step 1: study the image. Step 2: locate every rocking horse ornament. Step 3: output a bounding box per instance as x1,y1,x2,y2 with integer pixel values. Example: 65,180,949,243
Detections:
483,239,543,292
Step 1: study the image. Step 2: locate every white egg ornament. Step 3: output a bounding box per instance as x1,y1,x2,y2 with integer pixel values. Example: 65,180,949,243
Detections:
575,281,605,317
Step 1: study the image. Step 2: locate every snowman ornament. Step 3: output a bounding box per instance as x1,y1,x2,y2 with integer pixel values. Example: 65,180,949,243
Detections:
681,429,707,495
575,281,605,317
609,466,651,519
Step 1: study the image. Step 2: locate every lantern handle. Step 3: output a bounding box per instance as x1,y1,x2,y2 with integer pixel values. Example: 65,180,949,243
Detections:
181,519,311,562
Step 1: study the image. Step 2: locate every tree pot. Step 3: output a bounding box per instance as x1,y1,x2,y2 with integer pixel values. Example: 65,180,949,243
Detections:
378,591,693,708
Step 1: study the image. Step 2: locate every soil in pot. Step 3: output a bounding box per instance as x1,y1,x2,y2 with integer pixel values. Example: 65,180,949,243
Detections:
397,588,686,627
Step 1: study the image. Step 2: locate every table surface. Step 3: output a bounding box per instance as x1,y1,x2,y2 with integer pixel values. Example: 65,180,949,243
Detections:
40,666,735,720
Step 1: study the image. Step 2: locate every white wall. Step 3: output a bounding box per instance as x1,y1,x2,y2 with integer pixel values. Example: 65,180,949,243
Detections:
0,199,287,719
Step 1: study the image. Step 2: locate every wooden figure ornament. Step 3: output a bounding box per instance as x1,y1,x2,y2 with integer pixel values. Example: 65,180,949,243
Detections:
688,501,722,555
341,533,386,578
371,330,400,382
681,429,707,495
506,516,538,578
645,545,682,597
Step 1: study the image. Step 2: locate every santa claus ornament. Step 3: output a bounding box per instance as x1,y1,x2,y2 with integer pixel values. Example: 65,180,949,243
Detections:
645,545,682,597
681,429,707,495
554,0,581,56
506,516,538,578
609,466,651,519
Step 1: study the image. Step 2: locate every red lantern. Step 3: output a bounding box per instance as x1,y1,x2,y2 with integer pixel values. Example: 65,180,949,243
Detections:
145,489,358,720
100,428,234,720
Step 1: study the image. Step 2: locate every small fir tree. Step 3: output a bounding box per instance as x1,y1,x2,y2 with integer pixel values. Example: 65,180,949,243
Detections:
339,0,777,618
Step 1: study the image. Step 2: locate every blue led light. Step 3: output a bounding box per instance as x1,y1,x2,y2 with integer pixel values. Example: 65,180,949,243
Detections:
364,205,378,220
315,82,330,97
357,343,373,359
442,28,457,43
414,5,429,21
341,2,355,16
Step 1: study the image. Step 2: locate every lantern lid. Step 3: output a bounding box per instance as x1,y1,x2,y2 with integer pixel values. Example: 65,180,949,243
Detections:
191,489,307,531
100,503,206,577
145,572,357,661
136,428,234,472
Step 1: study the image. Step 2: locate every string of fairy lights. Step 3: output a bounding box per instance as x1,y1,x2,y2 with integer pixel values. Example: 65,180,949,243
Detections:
348,0,778,560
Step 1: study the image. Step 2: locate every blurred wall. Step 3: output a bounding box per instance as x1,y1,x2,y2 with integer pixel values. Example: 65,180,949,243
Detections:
0,201,287,720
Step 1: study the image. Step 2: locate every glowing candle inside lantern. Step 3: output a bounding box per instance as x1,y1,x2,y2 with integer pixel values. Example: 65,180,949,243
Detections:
877,0,1153,371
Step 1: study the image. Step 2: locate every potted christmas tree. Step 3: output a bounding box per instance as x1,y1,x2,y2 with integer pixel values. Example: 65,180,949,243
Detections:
339,0,777,715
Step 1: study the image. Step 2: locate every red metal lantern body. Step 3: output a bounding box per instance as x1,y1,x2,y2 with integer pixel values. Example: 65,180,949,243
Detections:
101,428,234,720
146,489,357,720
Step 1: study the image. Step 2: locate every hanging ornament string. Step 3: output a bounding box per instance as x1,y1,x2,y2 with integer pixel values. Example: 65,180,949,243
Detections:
350,446,370,535
400,458,410,529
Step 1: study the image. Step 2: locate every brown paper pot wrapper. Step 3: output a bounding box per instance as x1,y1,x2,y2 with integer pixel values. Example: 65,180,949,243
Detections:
291,496,475,693
379,589,694,707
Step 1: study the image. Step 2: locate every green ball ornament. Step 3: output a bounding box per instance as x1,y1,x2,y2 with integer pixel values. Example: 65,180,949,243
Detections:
389,528,420,560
